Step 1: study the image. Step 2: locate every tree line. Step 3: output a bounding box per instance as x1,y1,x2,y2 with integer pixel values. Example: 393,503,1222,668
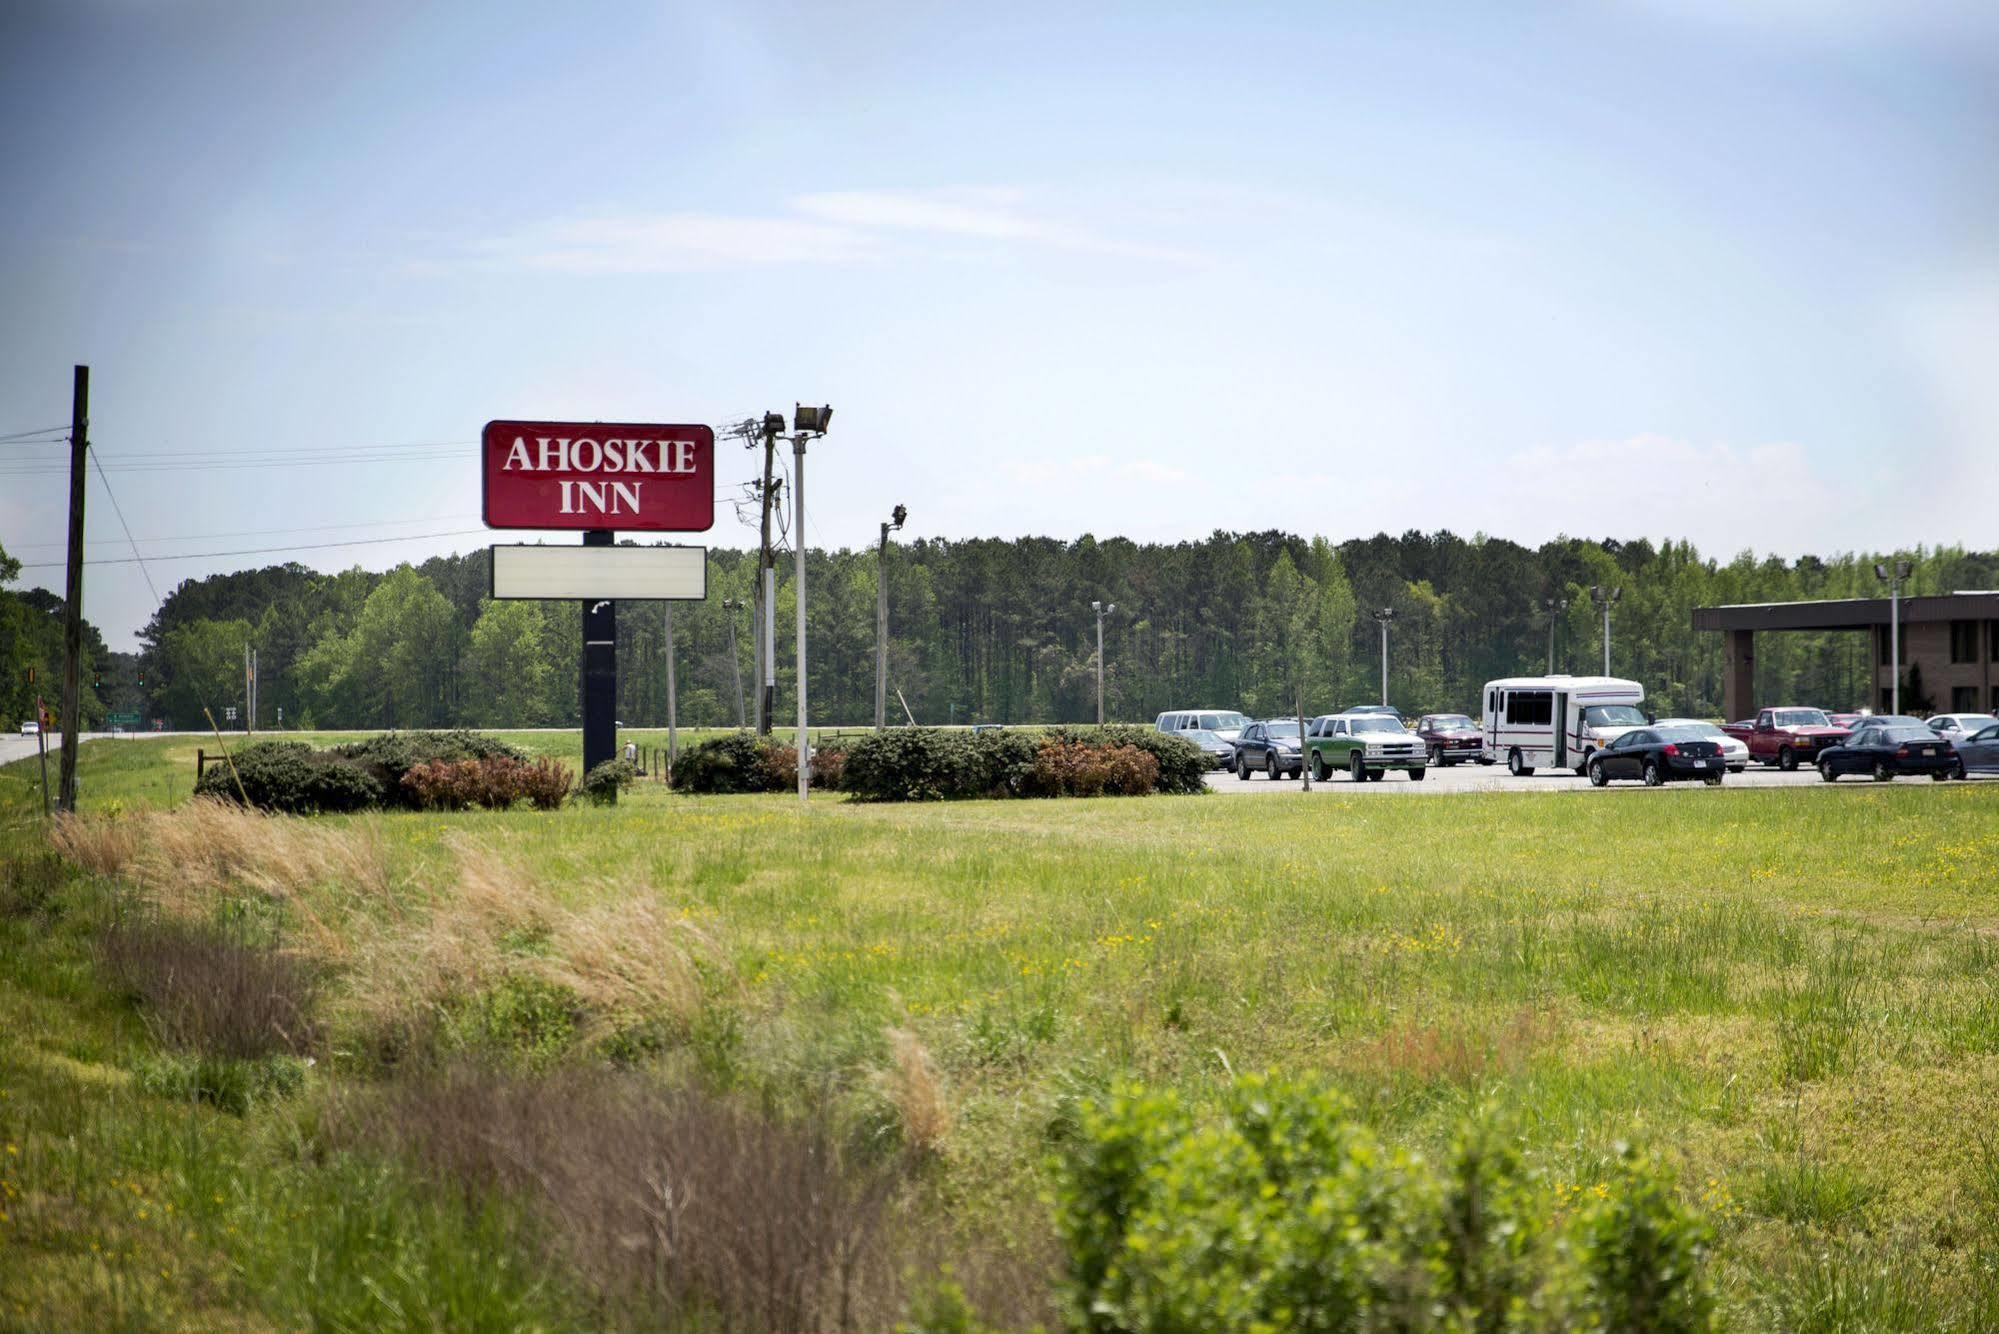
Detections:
6,533,1995,734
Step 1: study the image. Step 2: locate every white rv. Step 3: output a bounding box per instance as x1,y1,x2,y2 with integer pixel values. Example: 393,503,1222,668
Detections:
1481,675,1647,776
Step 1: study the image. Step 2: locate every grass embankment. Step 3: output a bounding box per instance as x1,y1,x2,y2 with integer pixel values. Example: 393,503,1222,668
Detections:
4,736,1999,1325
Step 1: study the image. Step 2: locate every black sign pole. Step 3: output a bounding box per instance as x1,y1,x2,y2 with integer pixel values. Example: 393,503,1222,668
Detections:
582,529,617,791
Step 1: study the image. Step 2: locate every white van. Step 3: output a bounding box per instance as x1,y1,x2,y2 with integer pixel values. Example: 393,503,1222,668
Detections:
1481,675,1646,776
1154,709,1250,743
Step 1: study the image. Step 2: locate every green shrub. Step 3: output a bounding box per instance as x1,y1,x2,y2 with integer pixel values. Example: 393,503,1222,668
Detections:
966,728,1039,797
1053,1075,1714,1333
133,1050,309,1115
671,731,774,794
841,729,974,802
581,757,639,804
441,975,580,1070
193,741,385,814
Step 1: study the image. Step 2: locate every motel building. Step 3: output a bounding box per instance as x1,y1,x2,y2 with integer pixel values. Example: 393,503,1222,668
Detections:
1694,591,1999,723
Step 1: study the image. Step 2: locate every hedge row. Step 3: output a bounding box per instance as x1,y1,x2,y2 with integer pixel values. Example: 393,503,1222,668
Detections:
196,731,537,814
668,732,848,795
840,726,1206,802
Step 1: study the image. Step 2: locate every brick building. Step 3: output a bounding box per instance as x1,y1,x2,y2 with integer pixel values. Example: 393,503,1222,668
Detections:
1693,592,1999,721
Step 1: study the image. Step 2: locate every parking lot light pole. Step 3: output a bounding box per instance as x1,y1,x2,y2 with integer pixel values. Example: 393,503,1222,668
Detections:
722,597,746,727
1589,586,1621,676
1875,559,1912,714
875,504,907,731
1372,608,1395,705
791,404,832,803
1092,600,1115,726
1543,596,1568,673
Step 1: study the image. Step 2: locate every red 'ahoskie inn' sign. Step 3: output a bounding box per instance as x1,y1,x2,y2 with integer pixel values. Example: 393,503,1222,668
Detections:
481,420,715,532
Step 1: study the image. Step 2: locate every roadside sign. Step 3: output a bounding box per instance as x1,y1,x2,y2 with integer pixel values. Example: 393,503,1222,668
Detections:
482,421,715,532
490,544,706,601
107,712,140,727
224,706,237,721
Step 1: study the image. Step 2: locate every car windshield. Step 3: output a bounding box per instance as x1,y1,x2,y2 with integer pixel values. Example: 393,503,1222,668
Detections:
1351,717,1403,734
1583,705,1647,727
1263,721,1302,740
1655,726,1711,742
1428,715,1474,730
1773,709,1831,728
1662,720,1724,737
1185,730,1220,744
1871,726,1931,743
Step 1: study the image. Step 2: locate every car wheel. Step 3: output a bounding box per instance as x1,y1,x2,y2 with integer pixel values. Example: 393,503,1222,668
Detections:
1819,758,1837,783
1478,755,1496,766
1930,769,1950,782
1777,745,1796,772
1704,773,1723,786
1872,760,1891,782
1507,748,1534,777
1365,768,1383,782
1642,761,1663,787
1427,744,1441,766
1236,755,1252,780
1312,753,1329,782
1266,753,1279,780
1408,766,1426,782
1349,752,1365,782
1587,761,1608,787
1956,758,1969,781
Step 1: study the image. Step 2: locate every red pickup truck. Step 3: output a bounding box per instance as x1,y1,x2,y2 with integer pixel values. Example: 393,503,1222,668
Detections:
1721,707,1851,771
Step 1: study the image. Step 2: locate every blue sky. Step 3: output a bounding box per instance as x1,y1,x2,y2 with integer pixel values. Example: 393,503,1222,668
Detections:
3,0,1995,647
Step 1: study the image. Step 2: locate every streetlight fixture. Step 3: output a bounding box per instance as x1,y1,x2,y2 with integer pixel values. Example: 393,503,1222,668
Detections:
1371,608,1395,706
1091,600,1116,726
1543,596,1568,674
721,597,747,727
1875,559,1913,714
875,503,908,731
1588,586,1622,676
790,404,832,803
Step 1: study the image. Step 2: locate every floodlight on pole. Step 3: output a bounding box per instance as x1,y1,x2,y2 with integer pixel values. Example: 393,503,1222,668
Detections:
1875,559,1912,714
1589,585,1622,676
791,404,832,802
875,503,908,731
1371,608,1395,706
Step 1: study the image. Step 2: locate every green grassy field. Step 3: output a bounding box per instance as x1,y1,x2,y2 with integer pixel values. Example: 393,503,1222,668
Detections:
4,735,1999,1327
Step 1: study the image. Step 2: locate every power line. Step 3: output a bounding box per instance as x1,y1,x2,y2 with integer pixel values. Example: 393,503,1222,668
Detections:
90,448,164,609
0,423,72,442
5,513,486,552
17,528,491,570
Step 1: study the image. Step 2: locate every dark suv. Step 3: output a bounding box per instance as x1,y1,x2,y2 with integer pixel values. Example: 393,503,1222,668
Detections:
1233,719,1305,780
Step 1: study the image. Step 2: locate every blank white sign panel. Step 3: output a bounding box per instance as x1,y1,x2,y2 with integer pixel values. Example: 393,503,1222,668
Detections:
490,545,707,601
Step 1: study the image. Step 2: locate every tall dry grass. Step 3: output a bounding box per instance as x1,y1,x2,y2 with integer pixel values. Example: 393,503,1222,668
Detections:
878,1027,953,1154
51,802,720,1057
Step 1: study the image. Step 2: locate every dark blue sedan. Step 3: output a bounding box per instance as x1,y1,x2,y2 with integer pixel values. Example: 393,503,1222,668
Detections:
1816,721,1957,782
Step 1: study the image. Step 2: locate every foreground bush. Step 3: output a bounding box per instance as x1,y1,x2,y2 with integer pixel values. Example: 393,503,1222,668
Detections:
1056,1075,1714,1332
840,727,1205,802
97,913,323,1060
334,730,529,802
193,741,385,814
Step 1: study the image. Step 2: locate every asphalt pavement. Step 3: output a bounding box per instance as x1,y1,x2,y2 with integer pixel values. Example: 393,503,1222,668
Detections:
1202,758,1979,794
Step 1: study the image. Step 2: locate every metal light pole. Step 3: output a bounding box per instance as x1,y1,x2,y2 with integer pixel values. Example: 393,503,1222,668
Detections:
722,597,746,727
664,603,678,767
875,503,907,731
1589,586,1621,676
1372,608,1395,705
1875,559,1912,714
1092,600,1116,726
1543,597,1567,674
791,405,831,803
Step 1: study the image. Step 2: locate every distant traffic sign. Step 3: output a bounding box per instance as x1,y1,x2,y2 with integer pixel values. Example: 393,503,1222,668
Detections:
106,712,140,726
482,421,715,532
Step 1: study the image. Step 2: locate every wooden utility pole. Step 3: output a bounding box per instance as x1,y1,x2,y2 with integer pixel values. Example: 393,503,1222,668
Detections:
57,365,88,813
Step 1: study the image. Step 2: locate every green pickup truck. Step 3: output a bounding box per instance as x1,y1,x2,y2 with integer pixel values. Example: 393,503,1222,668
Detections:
1304,713,1429,782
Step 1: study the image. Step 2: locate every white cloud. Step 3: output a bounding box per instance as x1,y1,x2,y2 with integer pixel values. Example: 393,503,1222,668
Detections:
478,186,1202,274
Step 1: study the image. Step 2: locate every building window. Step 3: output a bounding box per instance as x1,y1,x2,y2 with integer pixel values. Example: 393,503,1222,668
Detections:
1950,620,1979,664
1881,687,1895,714
1954,686,1980,712
1990,621,1999,661
1877,628,1891,666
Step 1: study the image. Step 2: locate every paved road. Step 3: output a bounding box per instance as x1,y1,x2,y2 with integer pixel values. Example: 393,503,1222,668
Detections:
1203,758,1976,795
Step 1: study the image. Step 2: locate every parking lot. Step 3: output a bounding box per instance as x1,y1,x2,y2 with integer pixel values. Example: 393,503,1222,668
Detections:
1203,761,1984,795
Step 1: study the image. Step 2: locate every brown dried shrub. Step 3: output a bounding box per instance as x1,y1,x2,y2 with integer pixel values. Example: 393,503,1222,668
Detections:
877,1027,952,1154
1028,740,1160,798
402,755,572,811
347,1065,905,1332
97,914,322,1059
1348,1006,1560,1088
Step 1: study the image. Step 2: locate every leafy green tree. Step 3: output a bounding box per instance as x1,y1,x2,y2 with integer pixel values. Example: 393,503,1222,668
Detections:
464,600,553,727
